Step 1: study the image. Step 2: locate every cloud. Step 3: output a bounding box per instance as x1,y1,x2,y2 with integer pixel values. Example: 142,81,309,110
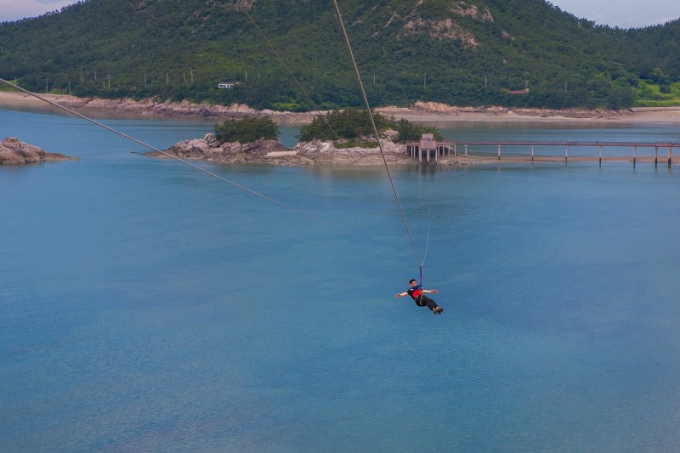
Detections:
0,0,79,23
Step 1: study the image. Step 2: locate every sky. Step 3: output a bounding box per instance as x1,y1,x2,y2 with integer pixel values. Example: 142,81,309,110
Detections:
549,0,680,28
0,0,78,23
1,0,679,28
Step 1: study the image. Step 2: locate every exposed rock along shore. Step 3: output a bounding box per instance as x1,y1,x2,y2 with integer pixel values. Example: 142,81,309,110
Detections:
397,101,633,120
5,93,637,123
0,137,79,165
39,95,321,123
148,133,467,166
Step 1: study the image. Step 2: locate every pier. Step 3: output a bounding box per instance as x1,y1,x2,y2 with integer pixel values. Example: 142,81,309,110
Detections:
406,140,680,167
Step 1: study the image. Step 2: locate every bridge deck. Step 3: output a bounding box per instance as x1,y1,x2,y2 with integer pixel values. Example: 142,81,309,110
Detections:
405,140,680,165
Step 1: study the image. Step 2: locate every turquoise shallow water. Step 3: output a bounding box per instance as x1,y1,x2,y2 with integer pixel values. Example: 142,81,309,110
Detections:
2,108,680,452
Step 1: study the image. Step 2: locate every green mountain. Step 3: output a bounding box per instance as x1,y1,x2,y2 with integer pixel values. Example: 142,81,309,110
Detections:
1,0,679,110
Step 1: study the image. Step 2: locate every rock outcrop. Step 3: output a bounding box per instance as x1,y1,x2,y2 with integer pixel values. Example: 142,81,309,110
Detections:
293,138,415,165
148,134,296,164
0,138,78,165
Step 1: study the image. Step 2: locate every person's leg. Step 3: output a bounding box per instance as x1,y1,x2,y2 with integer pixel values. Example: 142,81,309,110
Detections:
420,296,440,313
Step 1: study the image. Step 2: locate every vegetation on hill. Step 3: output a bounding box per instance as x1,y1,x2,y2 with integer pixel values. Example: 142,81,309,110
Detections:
0,0,679,110
214,117,279,143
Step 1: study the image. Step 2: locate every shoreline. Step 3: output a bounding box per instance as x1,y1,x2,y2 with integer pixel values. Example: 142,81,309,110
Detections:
3,91,680,126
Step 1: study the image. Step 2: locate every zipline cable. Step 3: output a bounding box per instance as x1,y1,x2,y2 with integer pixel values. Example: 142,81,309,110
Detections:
0,76,350,233
420,179,433,269
331,0,421,266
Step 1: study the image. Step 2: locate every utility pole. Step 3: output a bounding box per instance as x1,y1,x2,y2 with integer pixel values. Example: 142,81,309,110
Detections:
108,75,111,89
245,70,248,83
166,72,169,85
484,74,488,89
45,78,49,93
144,73,147,86
190,69,194,83
424,73,427,90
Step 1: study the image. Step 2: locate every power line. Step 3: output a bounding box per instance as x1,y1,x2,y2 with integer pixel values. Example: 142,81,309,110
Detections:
0,77,350,233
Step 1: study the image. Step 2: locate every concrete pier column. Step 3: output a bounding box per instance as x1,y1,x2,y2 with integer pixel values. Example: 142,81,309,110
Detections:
531,145,534,162
497,145,501,161
655,147,659,167
669,147,672,167
633,146,637,168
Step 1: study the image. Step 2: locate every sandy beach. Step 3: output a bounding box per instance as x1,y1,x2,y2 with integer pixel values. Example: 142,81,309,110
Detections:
3,91,680,125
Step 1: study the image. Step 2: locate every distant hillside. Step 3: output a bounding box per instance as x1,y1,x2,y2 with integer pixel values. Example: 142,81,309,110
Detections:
0,0,679,110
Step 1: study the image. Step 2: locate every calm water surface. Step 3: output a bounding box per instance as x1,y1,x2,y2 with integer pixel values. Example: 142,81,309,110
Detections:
2,108,680,452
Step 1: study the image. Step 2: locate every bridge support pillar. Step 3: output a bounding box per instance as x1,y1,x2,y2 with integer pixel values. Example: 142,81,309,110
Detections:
599,146,603,167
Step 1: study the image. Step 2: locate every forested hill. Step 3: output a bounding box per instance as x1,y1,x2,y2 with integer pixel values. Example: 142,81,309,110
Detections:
1,0,679,110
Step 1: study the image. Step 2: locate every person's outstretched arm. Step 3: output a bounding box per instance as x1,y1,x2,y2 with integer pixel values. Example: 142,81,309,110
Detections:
422,289,438,294
395,291,408,298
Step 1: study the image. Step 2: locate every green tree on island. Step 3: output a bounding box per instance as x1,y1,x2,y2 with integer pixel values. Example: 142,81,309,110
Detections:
214,117,279,143
299,108,442,144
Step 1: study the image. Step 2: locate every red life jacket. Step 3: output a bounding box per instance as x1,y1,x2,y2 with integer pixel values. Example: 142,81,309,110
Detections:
407,286,422,300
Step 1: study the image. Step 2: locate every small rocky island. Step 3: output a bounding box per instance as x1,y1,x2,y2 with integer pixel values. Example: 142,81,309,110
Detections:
0,138,78,165
149,132,417,166
148,111,462,167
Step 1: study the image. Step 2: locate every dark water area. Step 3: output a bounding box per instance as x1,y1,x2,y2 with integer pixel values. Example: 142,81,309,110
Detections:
2,108,680,452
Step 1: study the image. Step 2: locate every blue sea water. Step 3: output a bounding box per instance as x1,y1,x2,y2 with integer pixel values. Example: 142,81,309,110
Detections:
2,107,680,452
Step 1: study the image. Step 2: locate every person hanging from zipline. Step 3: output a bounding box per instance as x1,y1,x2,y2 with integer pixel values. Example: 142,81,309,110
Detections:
396,279,444,315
